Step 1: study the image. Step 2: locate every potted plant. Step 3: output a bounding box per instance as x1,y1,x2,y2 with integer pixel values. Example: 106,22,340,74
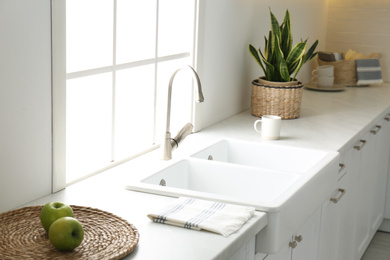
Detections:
249,9,318,119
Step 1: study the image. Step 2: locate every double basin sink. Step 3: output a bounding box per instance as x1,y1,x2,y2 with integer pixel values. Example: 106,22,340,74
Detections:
126,139,339,253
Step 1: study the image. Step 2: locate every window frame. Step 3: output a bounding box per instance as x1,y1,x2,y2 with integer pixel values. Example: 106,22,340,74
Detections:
51,0,201,192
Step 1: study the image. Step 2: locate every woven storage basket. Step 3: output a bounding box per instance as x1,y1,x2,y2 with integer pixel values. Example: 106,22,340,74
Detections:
251,78,304,119
317,58,356,86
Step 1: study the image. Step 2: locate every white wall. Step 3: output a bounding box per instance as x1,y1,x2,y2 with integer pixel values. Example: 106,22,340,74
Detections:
0,0,52,212
326,0,390,82
197,0,329,128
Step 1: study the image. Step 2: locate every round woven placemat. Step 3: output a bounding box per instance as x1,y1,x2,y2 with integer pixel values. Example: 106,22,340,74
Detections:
0,205,139,259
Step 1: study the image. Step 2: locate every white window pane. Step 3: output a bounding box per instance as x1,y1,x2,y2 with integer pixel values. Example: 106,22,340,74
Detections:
114,65,155,159
156,58,192,139
116,0,157,64
66,73,112,183
66,0,113,72
158,0,195,56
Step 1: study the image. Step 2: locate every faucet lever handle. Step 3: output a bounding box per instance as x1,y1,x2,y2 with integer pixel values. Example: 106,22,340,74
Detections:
171,123,193,149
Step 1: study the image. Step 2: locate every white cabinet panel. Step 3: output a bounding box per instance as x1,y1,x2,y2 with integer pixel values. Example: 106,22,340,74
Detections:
291,207,321,260
257,207,321,260
335,164,357,260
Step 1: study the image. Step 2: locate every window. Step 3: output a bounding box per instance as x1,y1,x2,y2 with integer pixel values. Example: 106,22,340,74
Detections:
52,0,199,191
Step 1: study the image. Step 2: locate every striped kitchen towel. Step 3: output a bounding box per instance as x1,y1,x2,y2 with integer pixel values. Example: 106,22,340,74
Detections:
356,59,383,85
147,197,255,237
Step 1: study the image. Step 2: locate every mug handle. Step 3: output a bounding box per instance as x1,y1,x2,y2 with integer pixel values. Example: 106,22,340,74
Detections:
312,69,318,77
254,120,262,133
311,76,318,84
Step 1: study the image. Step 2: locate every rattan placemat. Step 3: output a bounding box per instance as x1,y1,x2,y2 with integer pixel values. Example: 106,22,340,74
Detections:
0,205,139,259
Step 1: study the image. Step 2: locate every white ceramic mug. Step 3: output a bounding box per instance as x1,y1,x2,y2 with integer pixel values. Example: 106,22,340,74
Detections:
254,115,281,140
312,65,334,77
312,76,335,87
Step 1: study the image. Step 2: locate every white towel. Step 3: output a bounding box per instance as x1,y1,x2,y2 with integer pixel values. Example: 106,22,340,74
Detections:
147,197,255,237
356,59,383,85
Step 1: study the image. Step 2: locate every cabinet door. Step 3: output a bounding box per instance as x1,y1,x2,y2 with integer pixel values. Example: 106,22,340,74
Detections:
318,187,342,260
291,207,321,260
353,132,374,259
336,161,357,260
318,155,354,260
370,119,389,231
258,207,321,260
383,113,390,219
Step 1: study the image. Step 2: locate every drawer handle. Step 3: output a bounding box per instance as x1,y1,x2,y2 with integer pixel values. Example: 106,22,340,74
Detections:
370,125,382,135
330,188,346,203
338,163,346,173
354,140,366,151
289,241,298,249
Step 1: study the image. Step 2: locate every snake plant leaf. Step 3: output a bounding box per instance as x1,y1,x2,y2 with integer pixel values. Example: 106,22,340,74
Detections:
291,57,303,81
280,10,292,57
303,39,319,63
259,48,276,81
270,10,281,40
280,26,290,58
286,42,307,69
249,44,266,76
288,59,300,75
274,35,290,82
267,31,275,63
279,59,289,82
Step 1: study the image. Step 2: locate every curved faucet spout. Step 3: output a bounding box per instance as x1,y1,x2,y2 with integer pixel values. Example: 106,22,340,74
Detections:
162,65,204,160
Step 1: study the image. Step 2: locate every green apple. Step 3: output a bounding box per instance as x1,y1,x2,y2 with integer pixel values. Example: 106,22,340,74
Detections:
40,202,74,232
49,217,84,251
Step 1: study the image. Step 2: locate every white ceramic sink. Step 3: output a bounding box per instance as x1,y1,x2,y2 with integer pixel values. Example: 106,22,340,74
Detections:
125,139,339,254
131,158,300,208
191,139,329,173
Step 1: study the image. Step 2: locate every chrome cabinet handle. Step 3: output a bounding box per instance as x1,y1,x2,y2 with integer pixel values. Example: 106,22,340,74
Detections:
370,125,382,135
330,188,346,203
295,235,303,242
354,140,366,151
289,241,298,249
338,163,346,173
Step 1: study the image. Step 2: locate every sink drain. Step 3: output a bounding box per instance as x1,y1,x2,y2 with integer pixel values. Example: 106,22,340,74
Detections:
208,155,213,160
159,179,166,186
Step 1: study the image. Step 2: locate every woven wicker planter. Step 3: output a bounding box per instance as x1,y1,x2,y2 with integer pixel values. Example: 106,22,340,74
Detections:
251,77,304,119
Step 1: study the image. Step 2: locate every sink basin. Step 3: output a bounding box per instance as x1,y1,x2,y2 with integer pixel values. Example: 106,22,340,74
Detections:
132,159,300,208
126,139,339,254
191,139,329,173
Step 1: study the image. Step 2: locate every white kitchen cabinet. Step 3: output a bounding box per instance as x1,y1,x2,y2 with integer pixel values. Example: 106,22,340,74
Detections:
352,133,372,259
336,155,358,260
316,110,390,260
255,207,321,260
239,109,390,260
352,113,390,259
369,117,390,232
317,156,356,260
379,113,390,224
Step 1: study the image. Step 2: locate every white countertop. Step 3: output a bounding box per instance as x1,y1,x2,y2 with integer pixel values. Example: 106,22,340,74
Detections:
19,83,390,259
191,84,390,154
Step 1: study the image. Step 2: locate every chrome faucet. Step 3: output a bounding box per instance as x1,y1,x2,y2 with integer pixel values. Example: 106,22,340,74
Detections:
162,66,205,160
